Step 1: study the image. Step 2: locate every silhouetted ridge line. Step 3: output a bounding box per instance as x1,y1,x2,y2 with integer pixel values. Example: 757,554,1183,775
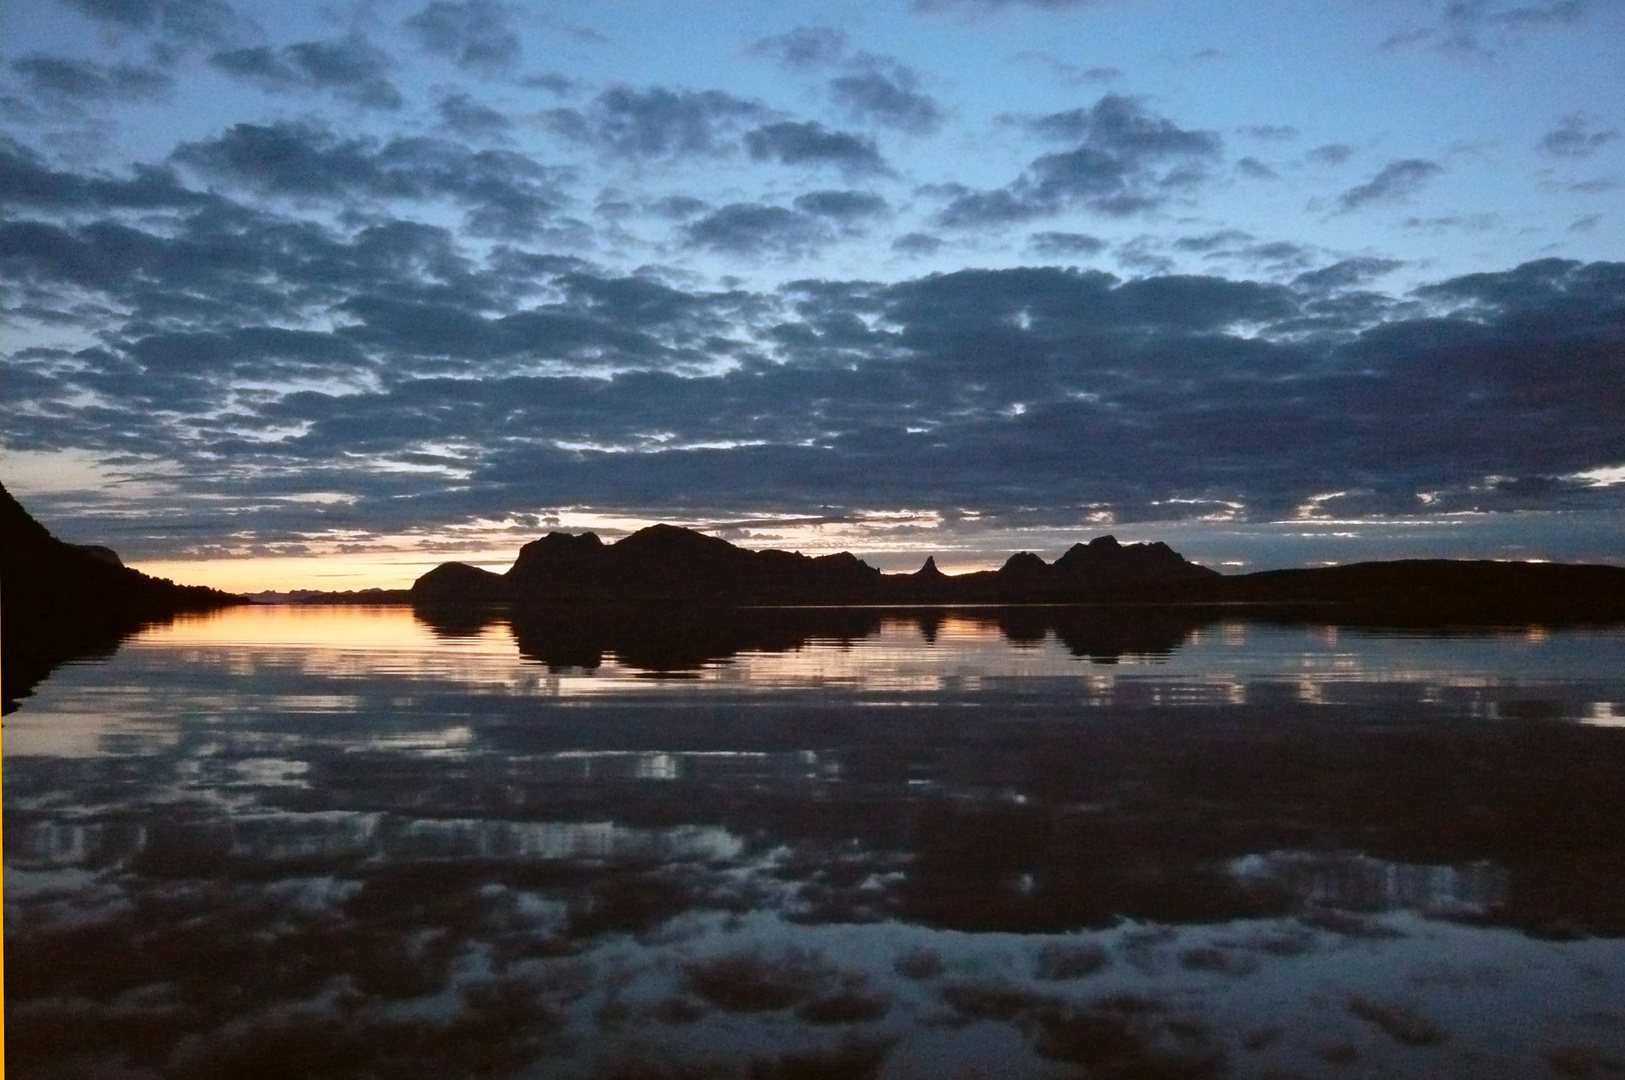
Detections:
411,525,1217,606
0,480,246,712
408,523,1625,619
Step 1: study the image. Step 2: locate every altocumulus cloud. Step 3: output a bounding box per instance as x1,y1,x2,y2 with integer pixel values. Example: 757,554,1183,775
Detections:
1,0,1618,564
1336,159,1443,213
544,86,767,159
4,143,1622,553
937,95,1221,227
210,35,402,110
404,0,523,78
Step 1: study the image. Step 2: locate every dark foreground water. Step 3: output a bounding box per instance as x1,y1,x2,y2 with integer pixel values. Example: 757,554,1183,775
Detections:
6,604,1625,1079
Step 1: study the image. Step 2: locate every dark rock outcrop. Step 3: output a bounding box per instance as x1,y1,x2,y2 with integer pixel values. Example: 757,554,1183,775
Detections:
409,561,512,604
1,481,245,712
1052,535,1220,587
501,523,884,604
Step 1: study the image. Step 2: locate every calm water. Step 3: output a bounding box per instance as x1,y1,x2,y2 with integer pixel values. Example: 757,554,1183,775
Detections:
7,604,1625,1079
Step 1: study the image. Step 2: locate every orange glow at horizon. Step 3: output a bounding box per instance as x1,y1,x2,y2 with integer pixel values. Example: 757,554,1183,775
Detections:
126,540,1007,594
127,549,517,593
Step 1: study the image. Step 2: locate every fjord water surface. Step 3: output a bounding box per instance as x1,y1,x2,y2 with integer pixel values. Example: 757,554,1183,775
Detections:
6,605,1625,1078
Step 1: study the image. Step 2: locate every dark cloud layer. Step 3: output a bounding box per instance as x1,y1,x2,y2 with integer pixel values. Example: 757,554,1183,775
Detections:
544,86,766,158
1336,159,1442,213
405,0,523,77
1383,0,1587,57
749,27,848,69
55,0,244,53
830,59,944,134
1,6,1616,563
682,203,834,256
210,36,402,109
938,95,1220,227
10,55,172,107
743,122,889,175
6,139,1621,552
1541,115,1620,159
171,121,574,239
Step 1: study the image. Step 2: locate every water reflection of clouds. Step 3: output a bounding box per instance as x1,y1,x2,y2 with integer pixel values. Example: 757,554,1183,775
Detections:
9,606,1625,1077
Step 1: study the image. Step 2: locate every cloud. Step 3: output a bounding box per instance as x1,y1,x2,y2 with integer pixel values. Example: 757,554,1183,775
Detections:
8,147,1624,550
1306,143,1354,167
405,0,522,78
1335,159,1442,213
544,86,766,158
518,71,574,95
892,232,943,256
1025,95,1220,158
1540,115,1620,159
1292,257,1404,293
1569,178,1618,195
748,27,847,69
172,121,575,239
830,58,944,134
0,136,206,210
1012,52,1122,85
9,55,172,107
742,121,889,175
937,95,1219,227
53,0,243,51
681,203,834,256
1173,229,1254,253
210,36,402,110
793,190,889,221
1381,0,1586,57
650,194,708,219
1028,231,1107,256
1237,156,1276,179
1241,124,1298,141
435,91,512,140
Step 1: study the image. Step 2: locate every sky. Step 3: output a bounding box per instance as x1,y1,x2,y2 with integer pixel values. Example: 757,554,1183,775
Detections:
2,0,1623,590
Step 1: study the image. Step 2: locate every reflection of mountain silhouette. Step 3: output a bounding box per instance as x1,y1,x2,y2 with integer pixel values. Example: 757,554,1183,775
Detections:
508,605,885,672
1,481,244,712
1038,608,1205,663
411,603,507,639
431,604,1211,673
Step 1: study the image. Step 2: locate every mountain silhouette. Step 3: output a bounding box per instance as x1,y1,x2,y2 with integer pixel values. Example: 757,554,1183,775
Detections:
415,523,885,604
409,522,1625,620
411,524,1218,606
1,481,245,712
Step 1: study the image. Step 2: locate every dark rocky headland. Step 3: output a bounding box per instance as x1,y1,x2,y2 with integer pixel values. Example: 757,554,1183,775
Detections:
0,482,245,712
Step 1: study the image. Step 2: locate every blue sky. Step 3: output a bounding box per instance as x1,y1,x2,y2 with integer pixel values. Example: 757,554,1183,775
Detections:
2,0,1622,588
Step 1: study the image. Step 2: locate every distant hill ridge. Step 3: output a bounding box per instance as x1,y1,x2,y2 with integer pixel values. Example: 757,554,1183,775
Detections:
413,523,1221,605
411,522,1625,619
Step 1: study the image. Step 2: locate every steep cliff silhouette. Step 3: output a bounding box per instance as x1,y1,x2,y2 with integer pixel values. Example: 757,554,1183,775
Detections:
1,481,245,712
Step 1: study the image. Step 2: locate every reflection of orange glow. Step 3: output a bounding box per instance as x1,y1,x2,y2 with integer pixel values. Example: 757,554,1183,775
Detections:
139,604,461,649
875,613,1007,642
